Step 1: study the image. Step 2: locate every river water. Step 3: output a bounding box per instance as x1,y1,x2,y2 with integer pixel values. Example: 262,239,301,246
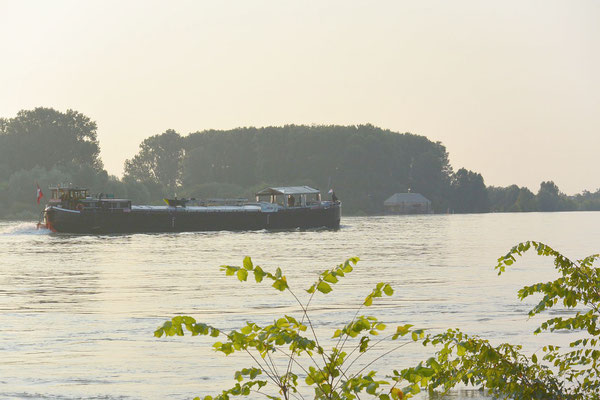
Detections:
1,212,599,399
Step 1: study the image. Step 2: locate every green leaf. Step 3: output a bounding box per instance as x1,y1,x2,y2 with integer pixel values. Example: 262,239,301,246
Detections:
305,374,314,385
316,281,332,294
241,324,253,334
360,336,370,352
234,371,243,382
237,268,248,281
224,266,237,276
396,324,412,336
276,317,289,328
383,284,394,296
272,277,288,291
243,256,253,270
411,383,420,394
253,266,265,283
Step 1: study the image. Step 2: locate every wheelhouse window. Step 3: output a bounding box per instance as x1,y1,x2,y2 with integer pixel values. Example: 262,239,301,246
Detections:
49,187,89,202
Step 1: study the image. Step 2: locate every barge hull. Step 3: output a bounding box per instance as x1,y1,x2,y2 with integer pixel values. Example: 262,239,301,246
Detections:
45,206,341,234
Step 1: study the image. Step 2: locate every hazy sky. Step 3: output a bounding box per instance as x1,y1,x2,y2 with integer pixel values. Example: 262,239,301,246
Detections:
1,1,598,194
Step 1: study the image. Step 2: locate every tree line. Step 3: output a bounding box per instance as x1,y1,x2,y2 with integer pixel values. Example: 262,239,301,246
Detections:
1,107,599,219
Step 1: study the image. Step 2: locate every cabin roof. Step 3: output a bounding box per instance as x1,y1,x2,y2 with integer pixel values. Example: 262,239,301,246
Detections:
256,186,320,196
384,193,431,205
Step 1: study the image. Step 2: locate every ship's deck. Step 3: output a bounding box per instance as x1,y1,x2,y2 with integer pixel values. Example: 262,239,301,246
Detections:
131,204,264,212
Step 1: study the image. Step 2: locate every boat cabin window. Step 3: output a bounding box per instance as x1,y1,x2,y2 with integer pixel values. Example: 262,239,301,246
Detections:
256,194,286,206
307,193,321,204
50,188,89,200
287,195,296,207
255,188,322,208
286,195,307,207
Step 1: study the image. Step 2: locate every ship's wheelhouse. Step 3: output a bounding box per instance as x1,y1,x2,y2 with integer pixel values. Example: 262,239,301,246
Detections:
255,186,322,208
48,186,89,210
47,185,131,211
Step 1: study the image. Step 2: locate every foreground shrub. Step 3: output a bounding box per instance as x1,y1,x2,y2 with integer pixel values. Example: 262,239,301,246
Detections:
156,257,427,399
156,242,600,399
402,241,600,399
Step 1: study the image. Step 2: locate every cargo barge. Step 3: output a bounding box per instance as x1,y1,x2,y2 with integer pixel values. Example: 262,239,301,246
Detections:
39,185,341,234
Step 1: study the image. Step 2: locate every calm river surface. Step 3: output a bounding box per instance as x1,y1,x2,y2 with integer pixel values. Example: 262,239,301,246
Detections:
1,212,599,399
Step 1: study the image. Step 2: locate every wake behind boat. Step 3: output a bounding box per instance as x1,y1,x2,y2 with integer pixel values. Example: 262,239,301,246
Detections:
39,185,341,234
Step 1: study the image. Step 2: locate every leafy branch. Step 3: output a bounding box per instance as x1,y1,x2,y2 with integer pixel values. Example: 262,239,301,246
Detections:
401,241,600,399
155,257,425,400
155,242,600,399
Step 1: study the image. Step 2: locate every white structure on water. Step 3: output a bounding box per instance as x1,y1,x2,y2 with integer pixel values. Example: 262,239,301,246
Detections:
384,193,432,214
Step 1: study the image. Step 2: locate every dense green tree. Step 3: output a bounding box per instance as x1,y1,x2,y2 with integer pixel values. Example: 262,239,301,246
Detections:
180,182,248,201
3,107,599,218
0,107,103,179
488,185,538,212
514,187,537,211
450,168,489,213
409,144,452,212
537,181,563,211
1,166,70,219
487,181,600,214
182,125,452,214
488,185,520,212
572,189,600,211
124,129,184,195
0,107,114,219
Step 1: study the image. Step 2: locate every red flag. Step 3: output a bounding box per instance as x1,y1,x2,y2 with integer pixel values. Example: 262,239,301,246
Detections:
36,184,44,204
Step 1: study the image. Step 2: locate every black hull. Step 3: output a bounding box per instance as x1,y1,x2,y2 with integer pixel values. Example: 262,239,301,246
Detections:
45,205,341,234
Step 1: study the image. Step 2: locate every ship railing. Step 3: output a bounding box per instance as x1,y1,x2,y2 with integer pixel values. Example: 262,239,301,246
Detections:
190,198,249,206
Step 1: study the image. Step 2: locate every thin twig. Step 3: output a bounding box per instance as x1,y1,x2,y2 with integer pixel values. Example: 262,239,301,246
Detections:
347,340,414,382
218,328,280,387
286,286,329,373
276,347,333,398
267,350,281,380
285,286,318,383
